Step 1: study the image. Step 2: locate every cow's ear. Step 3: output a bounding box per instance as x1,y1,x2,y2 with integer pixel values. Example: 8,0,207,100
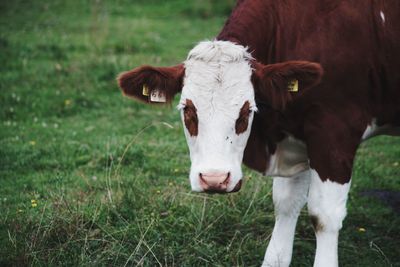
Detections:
252,61,323,110
117,64,184,104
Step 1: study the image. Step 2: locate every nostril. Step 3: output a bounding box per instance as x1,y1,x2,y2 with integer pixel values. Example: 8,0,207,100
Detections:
222,172,230,185
199,173,207,184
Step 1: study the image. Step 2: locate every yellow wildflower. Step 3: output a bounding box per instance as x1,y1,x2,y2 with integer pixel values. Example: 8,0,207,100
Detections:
29,141,36,146
31,199,38,208
64,99,72,106
358,227,366,232
55,63,62,71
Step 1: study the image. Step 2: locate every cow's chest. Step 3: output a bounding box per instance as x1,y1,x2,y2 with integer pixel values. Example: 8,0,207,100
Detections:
265,136,309,177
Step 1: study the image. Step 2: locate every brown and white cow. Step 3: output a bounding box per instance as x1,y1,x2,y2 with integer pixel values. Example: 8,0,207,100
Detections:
117,0,400,266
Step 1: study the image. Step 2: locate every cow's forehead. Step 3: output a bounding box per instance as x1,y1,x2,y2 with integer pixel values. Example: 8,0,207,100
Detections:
181,41,256,113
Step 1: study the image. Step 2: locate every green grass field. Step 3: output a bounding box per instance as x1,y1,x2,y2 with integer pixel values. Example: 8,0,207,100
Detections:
1,0,399,266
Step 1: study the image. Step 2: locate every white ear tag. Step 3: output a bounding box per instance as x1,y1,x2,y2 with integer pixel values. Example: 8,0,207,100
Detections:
150,89,166,103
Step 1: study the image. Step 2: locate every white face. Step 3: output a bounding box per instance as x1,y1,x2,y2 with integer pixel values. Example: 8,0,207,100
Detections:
177,41,257,193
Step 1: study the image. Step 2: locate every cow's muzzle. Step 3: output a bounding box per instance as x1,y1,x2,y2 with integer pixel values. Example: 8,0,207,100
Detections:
199,172,242,193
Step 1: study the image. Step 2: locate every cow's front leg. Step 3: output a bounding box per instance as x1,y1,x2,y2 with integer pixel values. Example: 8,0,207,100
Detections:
308,169,351,267
262,171,310,267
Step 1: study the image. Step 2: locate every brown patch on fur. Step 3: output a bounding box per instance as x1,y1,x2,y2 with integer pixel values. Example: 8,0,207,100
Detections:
304,110,364,184
183,99,198,136
242,121,268,172
242,103,283,173
235,101,250,134
117,64,184,104
310,215,324,232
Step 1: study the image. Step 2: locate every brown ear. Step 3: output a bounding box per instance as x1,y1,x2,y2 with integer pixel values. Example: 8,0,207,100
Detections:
252,61,323,110
117,64,185,104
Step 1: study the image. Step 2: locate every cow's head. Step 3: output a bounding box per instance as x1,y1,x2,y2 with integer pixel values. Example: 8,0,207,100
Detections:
118,41,322,193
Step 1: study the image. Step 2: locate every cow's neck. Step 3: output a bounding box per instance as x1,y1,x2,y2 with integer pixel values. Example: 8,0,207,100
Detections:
217,0,276,64
243,104,307,176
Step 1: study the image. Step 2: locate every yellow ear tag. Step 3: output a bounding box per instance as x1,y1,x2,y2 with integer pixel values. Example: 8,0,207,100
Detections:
288,79,299,92
142,84,149,96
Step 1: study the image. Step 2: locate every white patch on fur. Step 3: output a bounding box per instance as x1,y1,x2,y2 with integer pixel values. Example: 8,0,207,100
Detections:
262,171,311,267
265,135,309,177
380,10,385,23
179,40,257,192
362,119,378,140
308,169,351,267
362,118,400,141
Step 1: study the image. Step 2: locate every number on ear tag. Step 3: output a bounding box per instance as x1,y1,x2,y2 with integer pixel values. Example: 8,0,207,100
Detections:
288,79,299,92
150,89,166,103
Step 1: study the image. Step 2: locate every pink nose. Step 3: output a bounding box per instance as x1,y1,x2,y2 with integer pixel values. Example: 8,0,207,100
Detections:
199,172,230,193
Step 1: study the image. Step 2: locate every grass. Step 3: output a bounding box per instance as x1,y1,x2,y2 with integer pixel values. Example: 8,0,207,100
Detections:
0,0,399,266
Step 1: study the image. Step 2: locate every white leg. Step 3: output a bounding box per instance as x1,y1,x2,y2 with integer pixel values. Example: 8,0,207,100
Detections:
262,171,310,267
307,169,351,267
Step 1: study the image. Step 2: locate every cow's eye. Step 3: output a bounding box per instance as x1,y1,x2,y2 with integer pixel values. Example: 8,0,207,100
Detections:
235,101,250,135
183,99,198,137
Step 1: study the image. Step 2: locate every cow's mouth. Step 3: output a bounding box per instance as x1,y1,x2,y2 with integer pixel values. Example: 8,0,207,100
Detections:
203,179,242,194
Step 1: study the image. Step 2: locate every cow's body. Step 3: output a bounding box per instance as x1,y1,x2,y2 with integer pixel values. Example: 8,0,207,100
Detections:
216,1,400,266
117,1,399,266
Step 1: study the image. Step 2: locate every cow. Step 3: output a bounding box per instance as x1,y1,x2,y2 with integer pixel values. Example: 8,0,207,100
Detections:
117,0,400,266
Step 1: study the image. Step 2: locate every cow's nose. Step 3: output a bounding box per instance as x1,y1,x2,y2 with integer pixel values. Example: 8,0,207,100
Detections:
199,172,230,193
